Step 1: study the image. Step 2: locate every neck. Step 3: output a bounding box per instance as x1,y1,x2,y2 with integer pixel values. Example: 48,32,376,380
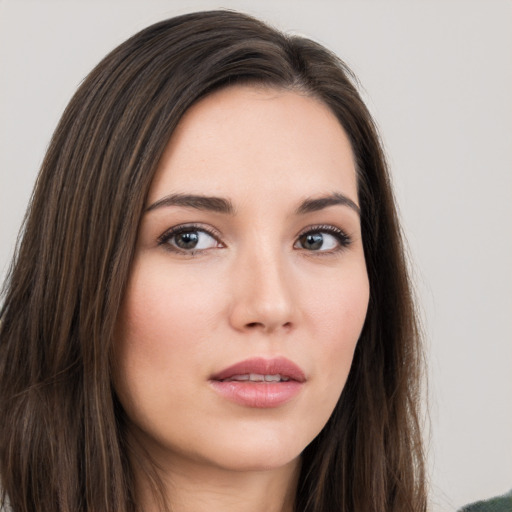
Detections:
133,452,301,512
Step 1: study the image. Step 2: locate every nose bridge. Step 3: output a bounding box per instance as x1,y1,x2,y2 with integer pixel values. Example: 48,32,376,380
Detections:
229,235,296,333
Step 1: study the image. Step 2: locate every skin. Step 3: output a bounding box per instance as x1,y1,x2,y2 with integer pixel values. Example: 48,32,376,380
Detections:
113,85,370,512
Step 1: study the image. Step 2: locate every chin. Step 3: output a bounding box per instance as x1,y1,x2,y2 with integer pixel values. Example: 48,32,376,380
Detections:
189,428,308,473
207,449,301,473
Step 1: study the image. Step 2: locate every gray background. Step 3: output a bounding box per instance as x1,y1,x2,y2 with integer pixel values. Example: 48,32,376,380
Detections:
1,1,511,510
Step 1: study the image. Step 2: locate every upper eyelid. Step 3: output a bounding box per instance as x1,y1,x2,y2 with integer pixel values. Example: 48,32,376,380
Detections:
295,223,350,238
295,224,353,250
157,223,223,245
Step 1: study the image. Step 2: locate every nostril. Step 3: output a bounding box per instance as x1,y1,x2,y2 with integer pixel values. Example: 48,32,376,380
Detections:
246,322,263,329
245,321,293,331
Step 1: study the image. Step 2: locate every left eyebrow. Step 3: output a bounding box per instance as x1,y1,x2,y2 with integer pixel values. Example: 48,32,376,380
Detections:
296,193,360,216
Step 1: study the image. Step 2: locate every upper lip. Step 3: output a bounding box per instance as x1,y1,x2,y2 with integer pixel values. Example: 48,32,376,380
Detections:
211,357,306,382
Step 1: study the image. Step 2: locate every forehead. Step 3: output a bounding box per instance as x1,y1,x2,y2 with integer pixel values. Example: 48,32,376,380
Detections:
148,85,358,205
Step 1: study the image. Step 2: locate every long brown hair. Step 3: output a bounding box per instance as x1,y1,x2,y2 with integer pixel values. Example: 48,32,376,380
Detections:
0,10,426,512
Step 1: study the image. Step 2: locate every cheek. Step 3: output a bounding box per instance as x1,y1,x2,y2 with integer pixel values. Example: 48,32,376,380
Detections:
118,259,221,349
304,266,369,395
112,258,221,408
306,261,369,335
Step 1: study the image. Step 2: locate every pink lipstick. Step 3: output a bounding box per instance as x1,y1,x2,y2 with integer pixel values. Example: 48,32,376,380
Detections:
209,357,306,408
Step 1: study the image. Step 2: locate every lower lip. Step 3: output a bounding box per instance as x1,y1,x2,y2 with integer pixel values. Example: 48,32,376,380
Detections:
209,380,303,408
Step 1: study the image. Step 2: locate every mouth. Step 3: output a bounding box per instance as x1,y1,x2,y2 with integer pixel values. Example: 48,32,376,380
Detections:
209,357,306,408
220,373,291,382
211,356,306,383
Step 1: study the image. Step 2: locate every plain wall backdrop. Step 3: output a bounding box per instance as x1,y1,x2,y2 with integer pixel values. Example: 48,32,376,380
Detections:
0,1,511,510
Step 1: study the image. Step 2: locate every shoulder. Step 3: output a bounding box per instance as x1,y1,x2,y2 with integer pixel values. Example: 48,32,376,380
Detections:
458,489,512,512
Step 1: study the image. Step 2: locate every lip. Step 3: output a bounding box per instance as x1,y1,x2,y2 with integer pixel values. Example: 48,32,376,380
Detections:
209,357,306,408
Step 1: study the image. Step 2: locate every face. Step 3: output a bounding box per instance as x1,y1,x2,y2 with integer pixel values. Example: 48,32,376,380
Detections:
113,85,369,474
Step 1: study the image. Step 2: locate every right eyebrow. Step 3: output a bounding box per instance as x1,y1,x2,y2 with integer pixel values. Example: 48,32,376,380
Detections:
145,193,235,215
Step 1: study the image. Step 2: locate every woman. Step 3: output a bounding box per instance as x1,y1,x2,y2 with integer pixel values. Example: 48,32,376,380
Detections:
0,10,426,512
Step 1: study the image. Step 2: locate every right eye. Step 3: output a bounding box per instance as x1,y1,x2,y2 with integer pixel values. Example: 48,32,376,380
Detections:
158,225,222,253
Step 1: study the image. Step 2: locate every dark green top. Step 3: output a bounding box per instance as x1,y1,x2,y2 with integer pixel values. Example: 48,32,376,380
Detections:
459,489,512,512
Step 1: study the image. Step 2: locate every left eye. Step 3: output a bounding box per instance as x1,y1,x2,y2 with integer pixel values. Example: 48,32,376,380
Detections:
294,230,348,252
160,228,220,252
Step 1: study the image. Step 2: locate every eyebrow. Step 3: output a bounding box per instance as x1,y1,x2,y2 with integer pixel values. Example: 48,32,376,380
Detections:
146,193,235,214
296,193,360,216
145,191,360,216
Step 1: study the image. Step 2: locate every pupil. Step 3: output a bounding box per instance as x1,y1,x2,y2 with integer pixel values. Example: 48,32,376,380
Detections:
303,233,323,250
176,231,198,249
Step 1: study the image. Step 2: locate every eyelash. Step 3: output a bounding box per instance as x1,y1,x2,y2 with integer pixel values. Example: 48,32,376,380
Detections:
157,223,352,255
295,224,352,253
157,224,222,255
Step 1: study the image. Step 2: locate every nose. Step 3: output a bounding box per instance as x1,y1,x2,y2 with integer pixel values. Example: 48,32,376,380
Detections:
228,245,298,334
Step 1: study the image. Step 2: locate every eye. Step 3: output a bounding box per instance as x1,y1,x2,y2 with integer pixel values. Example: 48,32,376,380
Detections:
158,225,222,253
294,226,351,252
